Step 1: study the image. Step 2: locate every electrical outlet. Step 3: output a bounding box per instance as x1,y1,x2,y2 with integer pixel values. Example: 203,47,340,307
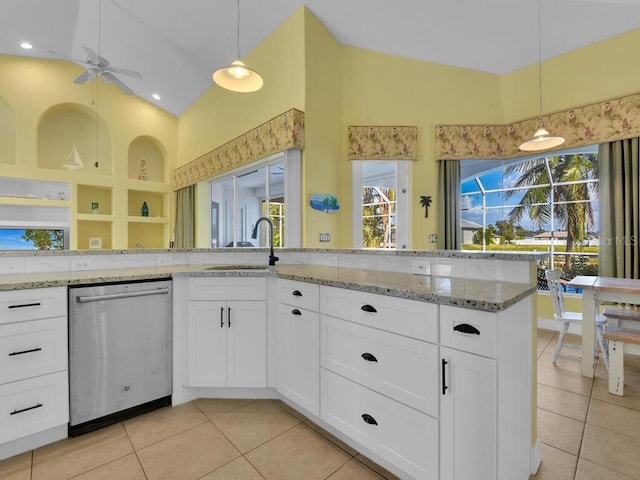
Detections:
319,233,331,242
71,259,92,271
412,260,430,275
429,233,438,243
157,256,172,267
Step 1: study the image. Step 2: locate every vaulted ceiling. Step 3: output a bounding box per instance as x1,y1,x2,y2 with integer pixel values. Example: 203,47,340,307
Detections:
2,0,640,115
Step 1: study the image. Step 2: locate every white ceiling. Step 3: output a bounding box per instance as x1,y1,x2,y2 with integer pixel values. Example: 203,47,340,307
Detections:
2,0,640,115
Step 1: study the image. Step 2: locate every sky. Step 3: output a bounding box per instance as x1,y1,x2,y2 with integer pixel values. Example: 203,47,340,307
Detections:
0,229,37,250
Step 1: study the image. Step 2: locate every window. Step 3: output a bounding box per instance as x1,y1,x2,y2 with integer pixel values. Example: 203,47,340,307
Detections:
460,146,599,286
207,150,301,248
352,161,410,249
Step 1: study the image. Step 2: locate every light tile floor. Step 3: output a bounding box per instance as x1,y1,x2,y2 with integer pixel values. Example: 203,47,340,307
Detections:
2,328,640,480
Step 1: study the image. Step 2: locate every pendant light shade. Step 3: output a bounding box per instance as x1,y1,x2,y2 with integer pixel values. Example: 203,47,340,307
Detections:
213,0,263,93
519,123,565,152
519,0,564,152
213,60,263,92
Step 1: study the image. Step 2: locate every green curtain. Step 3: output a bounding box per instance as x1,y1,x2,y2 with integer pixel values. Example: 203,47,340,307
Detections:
175,185,195,249
437,160,461,250
599,139,640,279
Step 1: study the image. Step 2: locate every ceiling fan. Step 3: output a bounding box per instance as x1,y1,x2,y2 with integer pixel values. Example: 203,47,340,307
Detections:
49,46,142,95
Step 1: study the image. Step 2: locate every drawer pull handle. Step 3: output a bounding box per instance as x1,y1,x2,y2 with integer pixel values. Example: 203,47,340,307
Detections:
453,323,480,335
220,307,224,328
361,304,377,314
292,290,303,297
442,359,449,395
228,307,231,327
361,352,378,362
10,403,43,415
9,347,42,357
8,302,41,309
291,309,302,316
361,413,378,426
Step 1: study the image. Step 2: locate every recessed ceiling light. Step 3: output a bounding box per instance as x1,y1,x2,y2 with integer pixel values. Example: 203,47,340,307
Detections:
152,93,160,100
20,42,33,50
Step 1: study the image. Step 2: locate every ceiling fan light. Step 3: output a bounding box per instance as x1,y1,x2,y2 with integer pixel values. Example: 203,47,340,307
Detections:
213,60,263,92
519,126,566,152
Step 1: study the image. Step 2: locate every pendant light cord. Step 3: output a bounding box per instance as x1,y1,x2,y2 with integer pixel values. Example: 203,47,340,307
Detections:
236,0,241,59
537,0,543,126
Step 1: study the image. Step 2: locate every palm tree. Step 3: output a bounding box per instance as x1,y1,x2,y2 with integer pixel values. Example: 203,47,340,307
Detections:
419,195,432,218
503,153,598,269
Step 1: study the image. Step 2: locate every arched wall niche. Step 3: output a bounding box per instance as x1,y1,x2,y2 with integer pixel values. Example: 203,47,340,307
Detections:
0,95,16,166
37,103,111,175
128,135,166,182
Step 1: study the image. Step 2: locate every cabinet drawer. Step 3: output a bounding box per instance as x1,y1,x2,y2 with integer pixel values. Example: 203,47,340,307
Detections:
321,369,438,480
321,315,438,416
440,305,497,358
320,286,437,342
0,371,69,444
0,287,67,325
0,316,67,384
188,277,266,301
278,279,319,311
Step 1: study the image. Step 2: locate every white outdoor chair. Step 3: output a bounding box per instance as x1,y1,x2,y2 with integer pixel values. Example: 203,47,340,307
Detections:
545,270,609,371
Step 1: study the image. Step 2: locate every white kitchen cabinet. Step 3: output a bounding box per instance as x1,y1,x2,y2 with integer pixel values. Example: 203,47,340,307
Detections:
0,287,68,457
186,277,267,388
277,279,320,415
440,346,496,480
439,301,533,480
319,285,440,479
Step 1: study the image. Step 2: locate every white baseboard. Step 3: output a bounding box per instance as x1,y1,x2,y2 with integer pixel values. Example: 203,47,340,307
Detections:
530,437,542,475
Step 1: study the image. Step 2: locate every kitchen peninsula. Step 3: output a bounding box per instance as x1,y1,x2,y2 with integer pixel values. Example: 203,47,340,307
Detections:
0,248,545,479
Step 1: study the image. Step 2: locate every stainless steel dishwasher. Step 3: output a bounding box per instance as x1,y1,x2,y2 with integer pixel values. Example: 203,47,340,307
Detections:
68,279,172,436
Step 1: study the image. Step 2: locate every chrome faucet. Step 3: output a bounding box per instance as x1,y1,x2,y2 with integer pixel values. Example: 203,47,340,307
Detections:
251,217,279,266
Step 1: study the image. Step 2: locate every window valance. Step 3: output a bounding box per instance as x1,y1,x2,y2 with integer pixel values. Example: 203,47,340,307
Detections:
173,108,305,190
348,126,417,160
435,92,640,160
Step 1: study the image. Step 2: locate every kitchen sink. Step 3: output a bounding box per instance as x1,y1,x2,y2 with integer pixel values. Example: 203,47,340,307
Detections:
203,265,269,271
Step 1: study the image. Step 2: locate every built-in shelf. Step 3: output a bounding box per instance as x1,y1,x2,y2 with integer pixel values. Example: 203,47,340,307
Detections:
77,185,112,215
76,213,115,222
127,216,168,224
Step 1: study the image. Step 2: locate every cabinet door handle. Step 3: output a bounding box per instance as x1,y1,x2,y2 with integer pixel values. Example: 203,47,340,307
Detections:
361,352,378,362
361,304,377,313
291,309,302,316
10,403,43,415
9,347,42,357
228,307,231,327
8,302,41,309
220,306,224,327
361,413,378,426
292,290,302,297
442,359,449,395
453,323,480,335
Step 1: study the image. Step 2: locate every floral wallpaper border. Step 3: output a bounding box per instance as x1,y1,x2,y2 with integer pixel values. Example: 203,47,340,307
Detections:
348,126,417,160
173,108,305,190
435,92,640,160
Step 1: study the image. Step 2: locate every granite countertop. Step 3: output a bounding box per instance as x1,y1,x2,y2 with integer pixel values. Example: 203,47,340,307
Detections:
275,265,535,312
0,264,535,312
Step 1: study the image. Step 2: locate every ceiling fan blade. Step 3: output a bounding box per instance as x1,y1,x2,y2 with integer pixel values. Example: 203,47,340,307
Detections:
107,66,143,79
83,46,99,64
102,72,133,95
73,71,91,84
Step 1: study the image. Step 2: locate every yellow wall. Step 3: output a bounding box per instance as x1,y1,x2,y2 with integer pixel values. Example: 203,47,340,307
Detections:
501,28,640,123
301,10,344,248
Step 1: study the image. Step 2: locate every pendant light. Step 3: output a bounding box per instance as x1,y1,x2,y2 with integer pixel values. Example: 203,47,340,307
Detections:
519,0,565,152
213,0,263,92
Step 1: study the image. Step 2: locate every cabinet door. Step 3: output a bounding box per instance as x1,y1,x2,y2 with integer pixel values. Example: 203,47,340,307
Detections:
187,300,227,387
440,347,497,480
278,304,320,415
226,301,266,388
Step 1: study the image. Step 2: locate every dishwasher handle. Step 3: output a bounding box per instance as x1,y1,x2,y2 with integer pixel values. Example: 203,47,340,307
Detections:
76,287,170,304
